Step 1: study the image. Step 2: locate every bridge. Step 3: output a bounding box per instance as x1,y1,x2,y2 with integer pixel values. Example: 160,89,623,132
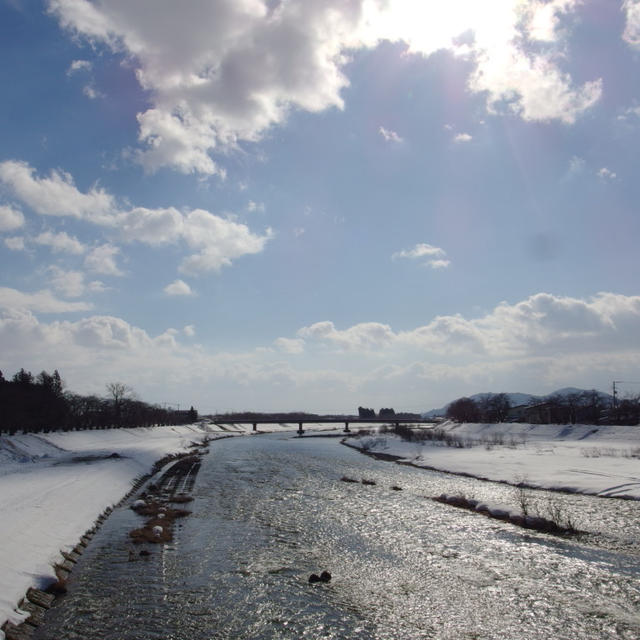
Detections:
212,417,435,436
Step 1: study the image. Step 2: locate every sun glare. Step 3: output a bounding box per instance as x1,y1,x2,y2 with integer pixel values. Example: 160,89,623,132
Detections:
361,0,519,56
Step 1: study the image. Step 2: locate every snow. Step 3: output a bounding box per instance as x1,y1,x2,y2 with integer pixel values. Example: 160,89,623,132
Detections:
347,421,640,500
0,421,261,636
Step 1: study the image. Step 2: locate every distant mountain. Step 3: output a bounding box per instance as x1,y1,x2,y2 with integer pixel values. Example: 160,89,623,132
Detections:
422,388,612,418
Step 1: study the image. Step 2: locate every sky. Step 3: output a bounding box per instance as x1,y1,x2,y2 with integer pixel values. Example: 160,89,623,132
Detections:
1,0,640,414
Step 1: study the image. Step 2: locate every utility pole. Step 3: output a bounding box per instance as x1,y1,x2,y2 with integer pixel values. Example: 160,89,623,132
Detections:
612,380,640,410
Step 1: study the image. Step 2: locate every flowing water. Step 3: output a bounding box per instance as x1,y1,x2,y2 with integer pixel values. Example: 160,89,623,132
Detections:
36,432,640,639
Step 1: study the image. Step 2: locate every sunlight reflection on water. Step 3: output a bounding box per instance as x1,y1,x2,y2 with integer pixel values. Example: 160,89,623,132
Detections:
36,433,640,640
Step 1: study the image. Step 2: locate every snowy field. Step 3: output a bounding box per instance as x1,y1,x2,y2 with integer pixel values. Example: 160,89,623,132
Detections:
346,421,640,500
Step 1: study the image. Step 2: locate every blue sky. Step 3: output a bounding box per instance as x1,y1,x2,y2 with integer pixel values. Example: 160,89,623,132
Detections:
1,0,640,413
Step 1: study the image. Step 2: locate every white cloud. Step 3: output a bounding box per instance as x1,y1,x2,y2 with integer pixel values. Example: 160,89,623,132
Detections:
1,161,272,275
82,83,104,99
287,293,640,363
623,0,640,47
0,160,117,223
0,287,92,313
428,259,451,269
392,243,446,260
597,167,617,180
618,105,640,122
297,320,395,352
453,132,472,143
525,0,582,42
392,243,450,268
4,236,25,251
274,337,304,354
164,279,195,296
34,230,86,254
47,0,600,175
66,59,92,75
179,209,273,274
183,324,195,337
379,126,403,143
0,205,25,231
247,200,265,213
47,267,88,298
84,244,123,276
567,155,585,175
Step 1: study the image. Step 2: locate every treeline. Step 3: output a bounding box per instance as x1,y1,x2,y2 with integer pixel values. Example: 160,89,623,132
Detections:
445,390,640,425
445,394,511,423
0,368,198,434
358,406,422,419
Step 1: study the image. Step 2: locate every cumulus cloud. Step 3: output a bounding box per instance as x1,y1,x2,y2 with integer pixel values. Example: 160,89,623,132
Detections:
119,206,272,273
597,167,617,180
4,236,25,251
287,293,640,360
453,132,472,143
0,287,92,313
623,0,640,47
178,209,273,274
84,244,123,276
379,126,403,143
0,205,25,231
525,0,582,42
82,83,104,100
66,59,92,75
247,200,265,213
0,160,117,223
34,230,86,254
47,266,102,298
297,320,395,351
392,243,450,269
274,337,304,354
47,0,600,174
1,160,272,275
164,279,195,296
183,324,195,337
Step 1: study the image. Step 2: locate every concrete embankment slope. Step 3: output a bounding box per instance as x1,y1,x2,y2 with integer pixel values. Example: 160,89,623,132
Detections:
0,423,248,638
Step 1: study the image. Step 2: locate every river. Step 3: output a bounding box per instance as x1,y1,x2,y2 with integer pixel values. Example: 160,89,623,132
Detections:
35,431,640,639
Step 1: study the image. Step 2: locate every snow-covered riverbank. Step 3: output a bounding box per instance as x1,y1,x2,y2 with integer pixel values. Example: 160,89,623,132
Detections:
345,421,640,499
0,422,255,636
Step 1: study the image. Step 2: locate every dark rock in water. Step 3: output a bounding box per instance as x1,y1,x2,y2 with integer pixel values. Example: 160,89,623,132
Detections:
139,549,151,556
309,570,332,584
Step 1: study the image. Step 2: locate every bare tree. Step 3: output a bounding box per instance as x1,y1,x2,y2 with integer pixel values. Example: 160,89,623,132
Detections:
106,382,133,426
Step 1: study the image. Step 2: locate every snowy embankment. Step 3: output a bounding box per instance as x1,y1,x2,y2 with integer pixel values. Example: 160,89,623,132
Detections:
346,421,640,500
0,421,261,636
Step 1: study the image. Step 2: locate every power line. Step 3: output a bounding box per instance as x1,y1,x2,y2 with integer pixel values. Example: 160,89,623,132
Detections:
612,380,640,409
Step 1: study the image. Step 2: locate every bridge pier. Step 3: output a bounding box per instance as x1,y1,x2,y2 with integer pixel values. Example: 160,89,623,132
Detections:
297,422,304,436
343,421,350,433
252,423,257,432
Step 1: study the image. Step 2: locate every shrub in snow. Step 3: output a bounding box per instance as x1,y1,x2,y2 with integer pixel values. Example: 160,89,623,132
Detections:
152,525,163,537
